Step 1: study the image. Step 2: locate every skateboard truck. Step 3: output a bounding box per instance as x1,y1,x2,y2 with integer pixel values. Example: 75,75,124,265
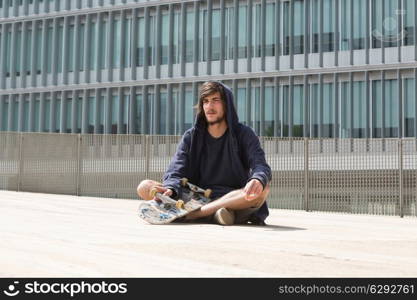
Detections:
181,178,212,198
149,188,185,209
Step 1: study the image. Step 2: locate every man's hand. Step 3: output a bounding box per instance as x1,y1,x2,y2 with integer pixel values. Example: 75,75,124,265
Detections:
243,179,264,201
152,186,173,201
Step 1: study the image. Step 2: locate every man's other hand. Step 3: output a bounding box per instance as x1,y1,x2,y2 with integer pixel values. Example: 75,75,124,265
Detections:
244,179,263,201
152,186,173,201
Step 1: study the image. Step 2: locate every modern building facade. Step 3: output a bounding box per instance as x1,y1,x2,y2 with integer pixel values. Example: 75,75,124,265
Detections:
0,0,416,138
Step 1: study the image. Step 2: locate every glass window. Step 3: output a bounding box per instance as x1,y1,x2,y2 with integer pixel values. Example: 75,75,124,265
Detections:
372,80,382,138
57,22,63,73
200,10,206,61
212,9,221,61
100,17,107,70
185,91,193,131
137,16,145,67
251,86,260,135
265,87,274,137
384,79,398,137
34,95,40,132
148,15,155,66
372,0,400,48
312,0,334,53
225,7,233,60
16,27,22,76
2,99,8,131
160,92,167,134
237,87,246,124
76,96,82,133
44,97,51,132
352,81,365,138
322,83,335,138
55,97,61,133
341,82,351,138
186,11,194,63
404,0,415,46
79,23,85,71
310,84,319,137
68,24,74,72
404,78,415,137
265,3,275,56
293,85,304,137
124,16,131,68
46,24,53,73
66,95,72,133
90,20,97,70
161,14,169,64
23,97,29,132
252,4,260,57
342,0,366,50
238,6,247,58
36,23,42,74
113,18,121,68
4,26,11,77
88,96,95,133
135,93,142,134
284,1,303,55
111,95,118,133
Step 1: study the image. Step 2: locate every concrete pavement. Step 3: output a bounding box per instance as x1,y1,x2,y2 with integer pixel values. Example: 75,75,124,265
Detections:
1,190,416,277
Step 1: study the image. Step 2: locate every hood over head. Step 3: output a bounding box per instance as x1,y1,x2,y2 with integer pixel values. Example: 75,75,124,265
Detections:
195,81,239,133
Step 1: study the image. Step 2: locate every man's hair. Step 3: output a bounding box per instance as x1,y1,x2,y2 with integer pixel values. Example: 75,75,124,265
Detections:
195,81,227,126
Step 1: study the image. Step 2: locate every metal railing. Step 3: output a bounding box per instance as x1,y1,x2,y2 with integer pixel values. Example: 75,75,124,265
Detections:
0,132,416,217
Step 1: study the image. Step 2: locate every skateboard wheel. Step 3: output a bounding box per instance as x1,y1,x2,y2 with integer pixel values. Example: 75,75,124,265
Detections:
181,178,188,187
176,200,185,209
149,188,158,198
204,189,212,198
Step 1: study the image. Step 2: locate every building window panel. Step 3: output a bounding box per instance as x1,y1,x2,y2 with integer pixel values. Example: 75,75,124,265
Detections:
88,96,95,133
265,86,274,137
137,16,144,66
46,24,53,73
404,78,415,137
212,9,221,61
135,93,142,134
44,97,51,132
372,0,400,48
404,0,415,46
124,16,131,68
372,80,383,138
237,87,246,124
265,3,276,56
90,21,97,70
68,24,74,72
2,100,8,131
161,14,169,65
78,23,85,71
238,6,247,58
385,79,399,137
293,85,304,137
185,11,194,63
185,90,193,131
113,18,121,68
352,81,366,138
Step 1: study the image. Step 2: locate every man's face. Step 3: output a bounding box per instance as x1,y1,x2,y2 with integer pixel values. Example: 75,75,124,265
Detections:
202,92,226,125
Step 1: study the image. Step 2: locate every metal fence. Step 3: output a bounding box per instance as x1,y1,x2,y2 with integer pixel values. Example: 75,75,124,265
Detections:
0,132,416,217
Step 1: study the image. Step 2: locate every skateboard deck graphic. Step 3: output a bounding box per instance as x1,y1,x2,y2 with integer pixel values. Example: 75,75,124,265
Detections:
138,178,212,224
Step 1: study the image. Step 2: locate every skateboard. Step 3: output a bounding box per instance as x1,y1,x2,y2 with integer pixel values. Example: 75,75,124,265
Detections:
138,178,212,224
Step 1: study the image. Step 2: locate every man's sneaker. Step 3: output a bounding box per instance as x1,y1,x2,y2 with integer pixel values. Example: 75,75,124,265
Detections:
213,208,235,225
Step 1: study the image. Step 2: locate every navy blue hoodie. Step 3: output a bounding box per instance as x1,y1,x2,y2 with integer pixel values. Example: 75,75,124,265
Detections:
162,82,272,222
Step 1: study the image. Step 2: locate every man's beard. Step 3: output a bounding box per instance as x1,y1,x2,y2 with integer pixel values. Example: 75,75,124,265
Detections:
206,115,225,125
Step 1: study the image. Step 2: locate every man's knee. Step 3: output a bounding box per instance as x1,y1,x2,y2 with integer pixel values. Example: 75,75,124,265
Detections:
137,179,159,200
